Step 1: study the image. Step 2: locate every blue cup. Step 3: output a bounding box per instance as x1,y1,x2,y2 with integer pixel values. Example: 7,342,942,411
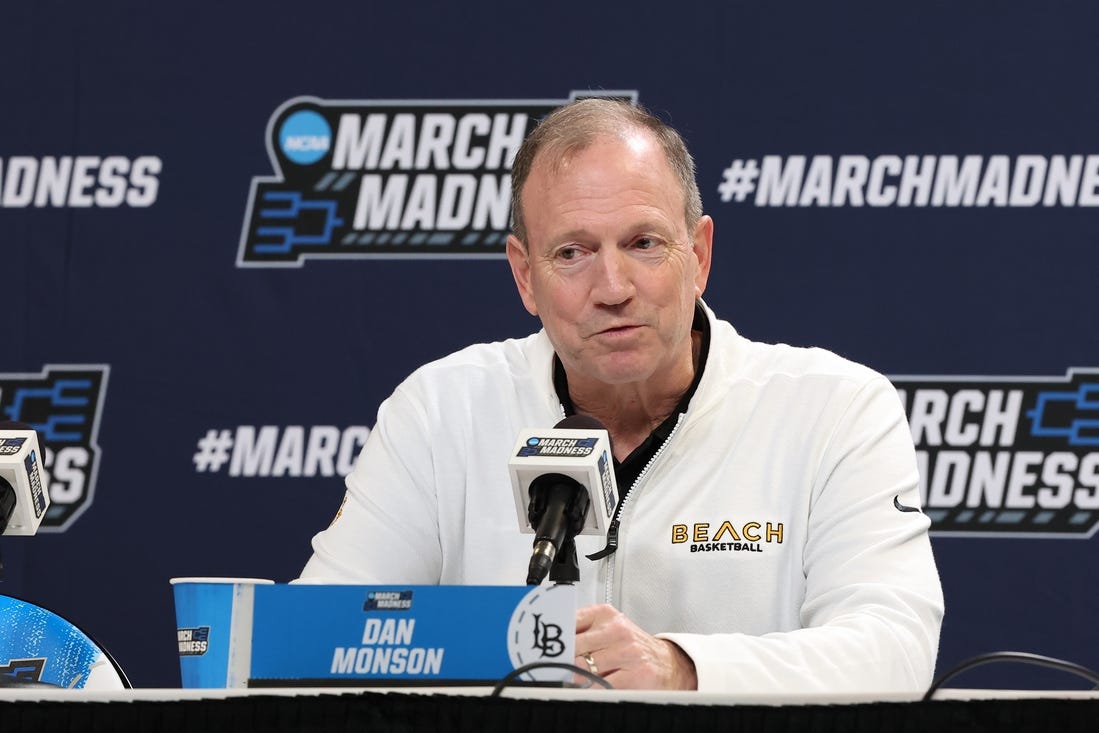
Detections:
170,577,273,688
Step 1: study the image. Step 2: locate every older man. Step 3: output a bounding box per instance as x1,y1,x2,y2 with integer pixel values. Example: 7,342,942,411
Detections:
300,99,943,693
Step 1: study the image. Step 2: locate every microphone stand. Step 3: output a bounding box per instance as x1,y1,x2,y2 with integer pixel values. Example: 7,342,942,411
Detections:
526,476,589,585
549,537,579,584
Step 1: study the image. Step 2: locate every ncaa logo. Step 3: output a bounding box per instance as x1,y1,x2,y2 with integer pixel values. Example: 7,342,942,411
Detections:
0,364,109,532
279,110,331,165
895,367,1099,537
238,91,638,267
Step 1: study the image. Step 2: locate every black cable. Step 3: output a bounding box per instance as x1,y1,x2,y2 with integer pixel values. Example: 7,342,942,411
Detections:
490,661,614,697
923,651,1099,701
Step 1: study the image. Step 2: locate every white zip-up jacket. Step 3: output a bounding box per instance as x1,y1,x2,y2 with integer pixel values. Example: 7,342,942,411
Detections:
300,303,944,694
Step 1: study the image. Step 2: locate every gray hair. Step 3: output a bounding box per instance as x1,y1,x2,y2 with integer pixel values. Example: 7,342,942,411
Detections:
509,98,703,244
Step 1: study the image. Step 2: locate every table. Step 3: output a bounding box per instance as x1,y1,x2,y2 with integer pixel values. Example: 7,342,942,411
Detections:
2,687,1097,732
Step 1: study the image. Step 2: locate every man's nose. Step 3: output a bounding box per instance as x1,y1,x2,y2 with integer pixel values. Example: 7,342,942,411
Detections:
590,247,635,305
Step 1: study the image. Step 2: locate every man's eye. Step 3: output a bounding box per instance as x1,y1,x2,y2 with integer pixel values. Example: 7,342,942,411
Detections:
555,246,580,260
634,237,661,250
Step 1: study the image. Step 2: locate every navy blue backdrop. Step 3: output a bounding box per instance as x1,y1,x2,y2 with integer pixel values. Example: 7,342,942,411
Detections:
3,1,1098,689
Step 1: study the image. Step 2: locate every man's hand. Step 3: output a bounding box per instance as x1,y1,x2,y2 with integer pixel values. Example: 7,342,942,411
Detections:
574,604,697,690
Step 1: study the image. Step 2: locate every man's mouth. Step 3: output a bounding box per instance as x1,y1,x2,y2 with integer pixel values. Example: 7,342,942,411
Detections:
595,324,641,337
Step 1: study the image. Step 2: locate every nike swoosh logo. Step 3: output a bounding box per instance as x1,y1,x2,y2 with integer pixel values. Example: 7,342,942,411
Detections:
894,495,920,513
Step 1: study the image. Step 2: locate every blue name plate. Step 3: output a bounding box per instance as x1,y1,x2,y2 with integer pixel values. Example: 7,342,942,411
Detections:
247,584,575,686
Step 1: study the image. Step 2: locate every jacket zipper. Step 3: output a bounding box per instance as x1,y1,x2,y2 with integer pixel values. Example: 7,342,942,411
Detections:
598,412,686,605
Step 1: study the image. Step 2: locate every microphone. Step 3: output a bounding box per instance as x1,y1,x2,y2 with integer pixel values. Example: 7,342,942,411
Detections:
508,415,619,585
0,423,50,536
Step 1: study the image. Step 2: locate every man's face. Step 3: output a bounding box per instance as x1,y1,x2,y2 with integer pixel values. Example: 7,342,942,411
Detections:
507,131,713,388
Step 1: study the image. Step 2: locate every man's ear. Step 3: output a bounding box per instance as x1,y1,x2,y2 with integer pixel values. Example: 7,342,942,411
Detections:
506,234,539,316
691,215,714,297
